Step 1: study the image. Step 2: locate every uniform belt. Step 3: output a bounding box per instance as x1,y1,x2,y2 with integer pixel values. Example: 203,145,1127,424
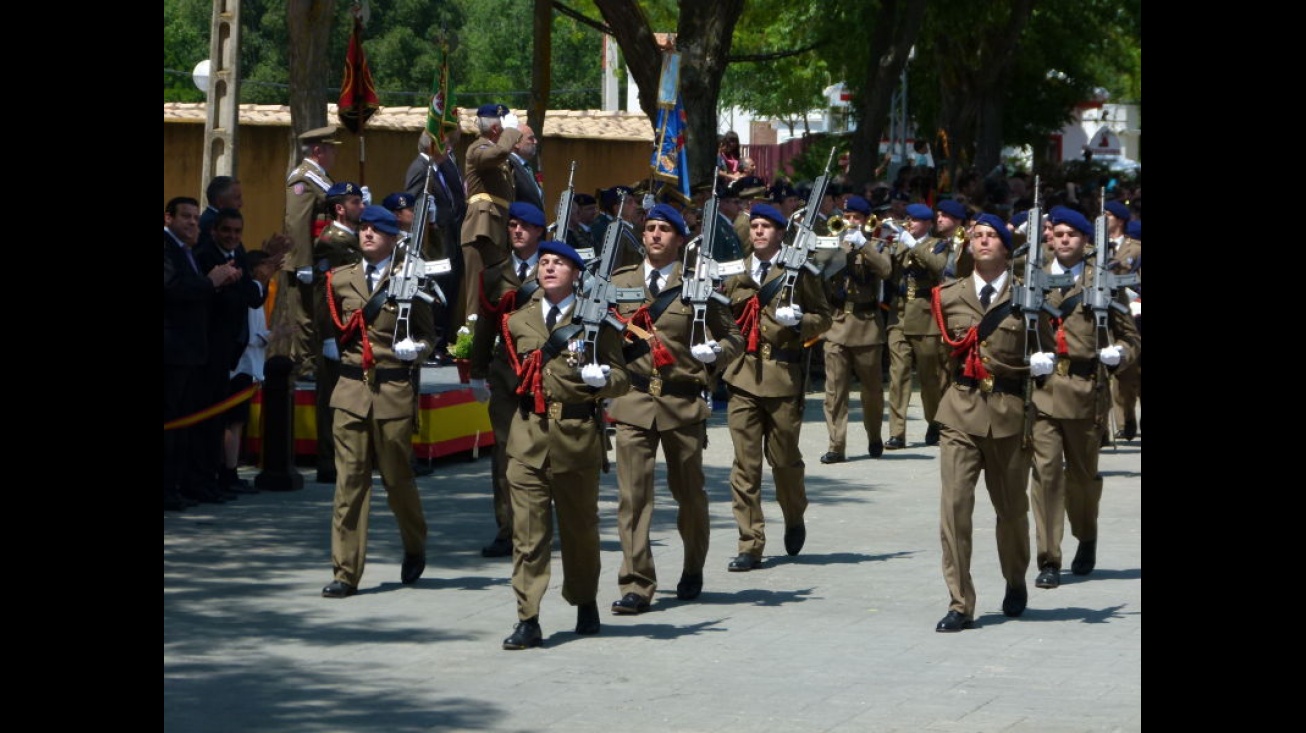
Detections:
523,399,595,420
842,300,882,316
338,364,413,383
953,374,1025,395
757,343,803,363
629,373,704,398
1061,358,1099,378
468,192,510,209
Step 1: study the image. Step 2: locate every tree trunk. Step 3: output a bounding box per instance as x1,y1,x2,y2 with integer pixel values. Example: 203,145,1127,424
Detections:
286,0,335,173
847,0,928,186
531,0,552,174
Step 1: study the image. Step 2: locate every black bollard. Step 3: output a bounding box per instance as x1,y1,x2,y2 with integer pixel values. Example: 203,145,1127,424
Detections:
255,355,304,492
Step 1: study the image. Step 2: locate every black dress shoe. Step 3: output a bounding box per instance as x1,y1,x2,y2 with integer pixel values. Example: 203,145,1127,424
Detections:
321,580,357,598
575,603,601,635
727,553,760,572
503,618,543,649
784,524,807,556
1071,540,1097,575
1002,584,1028,617
935,610,974,632
1118,419,1137,441
676,573,703,600
819,451,845,464
481,537,513,558
924,422,941,446
401,553,426,584
611,592,651,614
1035,567,1060,589
884,436,907,450
868,440,884,458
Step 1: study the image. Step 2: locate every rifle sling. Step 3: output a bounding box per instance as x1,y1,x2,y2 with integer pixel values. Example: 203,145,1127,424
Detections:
362,283,390,325
757,275,786,309
1054,292,1084,319
539,323,583,363
514,279,541,304
976,302,1017,343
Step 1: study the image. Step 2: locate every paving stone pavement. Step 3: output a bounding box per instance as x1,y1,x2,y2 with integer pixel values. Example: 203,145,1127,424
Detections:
164,385,1141,733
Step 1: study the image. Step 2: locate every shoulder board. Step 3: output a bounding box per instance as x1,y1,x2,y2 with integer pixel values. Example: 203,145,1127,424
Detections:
611,263,641,277
931,239,948,254
303,170,331,192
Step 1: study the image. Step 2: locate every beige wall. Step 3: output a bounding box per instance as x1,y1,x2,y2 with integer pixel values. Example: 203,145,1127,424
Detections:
164,121,654,245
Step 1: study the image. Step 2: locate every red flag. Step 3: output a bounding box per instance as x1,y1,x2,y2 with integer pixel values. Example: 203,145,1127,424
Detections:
337,14,378,134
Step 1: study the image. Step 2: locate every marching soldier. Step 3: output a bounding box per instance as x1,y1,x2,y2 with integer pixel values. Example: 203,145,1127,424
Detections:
1104,203,1142,441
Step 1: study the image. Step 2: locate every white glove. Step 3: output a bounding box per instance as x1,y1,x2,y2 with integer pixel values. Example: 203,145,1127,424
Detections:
898,230,918,249
775,304,803,327
1129,299,1142,317
844,229,867,250
501,112,519,130
469,378,491,403
691,340,722,364
322,338,340,362
295,266,314,284
360,185,372,206
581,363,610,388
394,337,422,362
1098,345,1123,366
1029,351,1056,377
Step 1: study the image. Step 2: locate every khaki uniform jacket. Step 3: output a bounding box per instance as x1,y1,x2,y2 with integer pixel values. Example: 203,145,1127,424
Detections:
1108,236,1142,285
889,235,950,335
606,262,743,431
1031,262,1141,420
283,159,333,271
825,242,892,348
468,258,535,392
324,260,436,420
460,128,523,249
720,261,833,398
933,277,1049,439
312,224,361,348
503,295,630,473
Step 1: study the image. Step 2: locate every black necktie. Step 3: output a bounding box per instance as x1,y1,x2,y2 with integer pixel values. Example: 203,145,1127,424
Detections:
757,261,771,283
546,304,560,331
518,261,529,281
366,264,377,294
980,283,995,309
648,269,661,296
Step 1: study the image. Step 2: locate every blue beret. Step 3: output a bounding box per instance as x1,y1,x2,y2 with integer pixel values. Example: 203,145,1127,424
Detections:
844,196,872,216
1104,200,1130,221
573,193,596,206
905,203,934,221
508,201,545,227
600,185,634,209
476,103,510,118
1049,208,1094,237
749,203,787,227
646,203,688,237
936,199,967,220
326,182,359,198
381,192,414,211
1126,221,1141,240
972,213,1012,250
537,239,584,269
1010,210,1029,228
359,205,400,236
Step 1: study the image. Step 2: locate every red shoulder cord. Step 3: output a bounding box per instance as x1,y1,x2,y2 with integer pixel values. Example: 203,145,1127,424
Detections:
930,285,989,382
325,269,375,371
499,307,547,414
735,295,762,354
610,305,675,368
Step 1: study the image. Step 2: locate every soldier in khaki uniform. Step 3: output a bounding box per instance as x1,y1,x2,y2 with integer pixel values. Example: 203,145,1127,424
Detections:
931,214,1051,632
719,204,832,571
499,240,630,650
885,203,951,449
1103,202,1142,441
606,205,743,612
318,206,434,599
459,103,524,328
311,182,364,484
1028,208,1141,589
467,201,547,559
818,195,893,463
270,125,340,380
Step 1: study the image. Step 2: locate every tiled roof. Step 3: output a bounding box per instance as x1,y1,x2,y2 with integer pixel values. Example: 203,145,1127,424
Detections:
163,103,655,142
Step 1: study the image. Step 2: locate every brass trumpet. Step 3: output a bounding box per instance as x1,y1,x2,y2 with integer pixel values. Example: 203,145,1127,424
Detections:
826,214,879,239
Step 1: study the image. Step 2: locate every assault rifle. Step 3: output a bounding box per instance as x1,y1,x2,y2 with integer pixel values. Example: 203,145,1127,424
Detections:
774,146,836,306
1090,199,1140,338
393,168,450,342
549,161,592,261
680,192,739,345
574,191,644,356
1011,176,1072,352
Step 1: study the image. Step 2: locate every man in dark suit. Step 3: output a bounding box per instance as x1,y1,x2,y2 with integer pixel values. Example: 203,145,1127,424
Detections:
509,124,545,212
198,176,242,253
164,196,241,511
194,208,267,496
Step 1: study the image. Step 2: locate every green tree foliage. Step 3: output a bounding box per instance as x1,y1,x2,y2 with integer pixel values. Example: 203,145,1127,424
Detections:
718,0,829,135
